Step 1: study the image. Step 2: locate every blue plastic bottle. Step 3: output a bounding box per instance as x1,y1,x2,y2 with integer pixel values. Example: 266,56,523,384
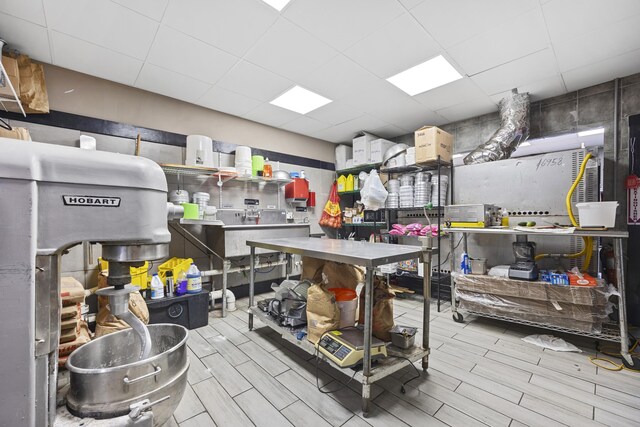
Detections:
186,263,202,294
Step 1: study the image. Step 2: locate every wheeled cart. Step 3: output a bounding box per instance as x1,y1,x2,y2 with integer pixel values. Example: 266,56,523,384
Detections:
246,237,433,416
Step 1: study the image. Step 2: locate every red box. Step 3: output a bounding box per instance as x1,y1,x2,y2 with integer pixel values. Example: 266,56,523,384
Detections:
285,178,309,202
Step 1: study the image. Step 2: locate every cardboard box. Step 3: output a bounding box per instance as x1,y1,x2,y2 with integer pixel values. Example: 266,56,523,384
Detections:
0,55,20,98
335,144,352,171
414,126,453,164
352,131,379,165
369,138,396,164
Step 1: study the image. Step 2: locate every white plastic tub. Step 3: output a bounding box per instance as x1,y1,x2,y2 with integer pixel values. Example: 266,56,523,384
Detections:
575,202,618,228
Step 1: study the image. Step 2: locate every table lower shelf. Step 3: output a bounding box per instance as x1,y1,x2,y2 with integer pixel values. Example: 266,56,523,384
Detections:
463,309,622,342
249,306,429,383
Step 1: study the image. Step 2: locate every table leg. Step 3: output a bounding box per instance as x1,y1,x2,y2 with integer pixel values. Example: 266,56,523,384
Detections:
362,268,374,416
249,247,255,331
222,259,230,318
422,240,432,371
614,238,633,366
449,234,456,312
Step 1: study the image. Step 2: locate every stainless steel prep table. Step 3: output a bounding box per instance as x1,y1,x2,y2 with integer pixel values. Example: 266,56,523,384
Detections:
445,227,635,368
246,237,433,416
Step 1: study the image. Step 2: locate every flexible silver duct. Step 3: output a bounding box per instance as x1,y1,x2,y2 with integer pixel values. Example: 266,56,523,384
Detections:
463,91,530,165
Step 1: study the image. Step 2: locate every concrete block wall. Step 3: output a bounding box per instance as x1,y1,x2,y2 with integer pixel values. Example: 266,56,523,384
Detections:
6,118,334,291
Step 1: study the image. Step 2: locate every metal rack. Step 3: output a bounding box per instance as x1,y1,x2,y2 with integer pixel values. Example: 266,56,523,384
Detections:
444,226,635,367
246,237,433,416
0,39,26,117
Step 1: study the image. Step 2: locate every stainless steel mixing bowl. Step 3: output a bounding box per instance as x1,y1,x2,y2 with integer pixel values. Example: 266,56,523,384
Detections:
66,324,189,425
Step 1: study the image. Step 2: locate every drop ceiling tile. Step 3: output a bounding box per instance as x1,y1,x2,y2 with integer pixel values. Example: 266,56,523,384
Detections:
296,54,378,103
43,0,158,60
0,13,50,62
471,49,558,95
542,0,640,41
163,0,278,57
305,100,363,125
135,63,211,103
552,13,640,72
51,31,143,85
281,116,331,135
216,61,293,102
435,96,497,122
244,18,338,82
367,123,408,139
489,75,566,103
313,114,391,143
282,0,404,52
410,0,538,49
147,26,238,84
242,103,302,128
446,8,549,75
562,48,640,92
197,86,262,117
0,0,46,25
344,13,440,78
112,0,169,21
414,78,488,110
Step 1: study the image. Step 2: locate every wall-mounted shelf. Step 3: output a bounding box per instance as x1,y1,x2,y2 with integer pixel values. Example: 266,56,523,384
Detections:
380,161,452,175
160,164,236,182
0,40,26,118
234,175,292,186
338,189,360,195
335,162,382,176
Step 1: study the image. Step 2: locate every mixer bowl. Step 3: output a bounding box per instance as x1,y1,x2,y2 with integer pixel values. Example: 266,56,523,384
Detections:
66,324,189,425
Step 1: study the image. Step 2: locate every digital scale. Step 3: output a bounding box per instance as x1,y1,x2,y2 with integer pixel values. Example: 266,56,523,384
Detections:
317,328,387,368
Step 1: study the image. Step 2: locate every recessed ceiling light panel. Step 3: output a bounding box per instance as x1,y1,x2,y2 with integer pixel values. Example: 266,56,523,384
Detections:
261,0,291,11
387,55,463,96
270,86,332,114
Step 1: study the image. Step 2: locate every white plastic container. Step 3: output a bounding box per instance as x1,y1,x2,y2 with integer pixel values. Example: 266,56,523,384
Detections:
150,274,164,299
337,299,357,329
575,202,618,228
185,135,214,167
335,145,352,171
186,263,202,294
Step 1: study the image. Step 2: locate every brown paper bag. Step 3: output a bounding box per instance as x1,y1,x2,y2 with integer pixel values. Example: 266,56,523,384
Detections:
306,283,340,344
322,261,364,290
301,257,325,283
17,54,49,114
358,277,395,341
95,270,149,337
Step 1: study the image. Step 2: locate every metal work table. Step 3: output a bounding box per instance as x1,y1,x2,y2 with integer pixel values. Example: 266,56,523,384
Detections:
444,226,636,368
246,237,433,416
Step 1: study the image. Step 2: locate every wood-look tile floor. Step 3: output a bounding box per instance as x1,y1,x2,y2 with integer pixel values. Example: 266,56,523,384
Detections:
165,293,640,427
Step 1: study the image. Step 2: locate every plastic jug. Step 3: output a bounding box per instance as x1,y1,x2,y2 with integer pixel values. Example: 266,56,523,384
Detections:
337,175,347,192
150,274,165,300
346,174,354,192
187,263,202,294
176,271,188,296
263,158,273,178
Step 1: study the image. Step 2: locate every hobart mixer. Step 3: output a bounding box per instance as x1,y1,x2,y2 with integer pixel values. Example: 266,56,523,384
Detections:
0,137,186,426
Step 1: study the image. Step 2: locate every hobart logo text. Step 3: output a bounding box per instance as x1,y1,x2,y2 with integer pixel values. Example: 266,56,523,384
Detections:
63,195,121,207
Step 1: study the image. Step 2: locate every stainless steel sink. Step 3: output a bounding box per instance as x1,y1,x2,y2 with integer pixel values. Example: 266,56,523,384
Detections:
207,209,310,257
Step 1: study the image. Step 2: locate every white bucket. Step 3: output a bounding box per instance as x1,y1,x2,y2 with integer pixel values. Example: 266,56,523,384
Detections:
336,299,357,329
186,135,214,167
575,202,618,228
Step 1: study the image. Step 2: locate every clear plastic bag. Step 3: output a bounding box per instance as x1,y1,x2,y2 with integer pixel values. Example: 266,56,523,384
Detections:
360,170,388,211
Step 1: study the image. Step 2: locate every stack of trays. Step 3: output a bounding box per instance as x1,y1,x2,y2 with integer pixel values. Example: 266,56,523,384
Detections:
386,179,399,208
431,174,448,207
399,174,414,208
414,172,431,207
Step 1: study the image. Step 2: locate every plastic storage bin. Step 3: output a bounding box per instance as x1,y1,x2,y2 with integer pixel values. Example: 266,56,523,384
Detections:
575,202,618,228
158,257,194,282
146,290,210,330
99,258,149,289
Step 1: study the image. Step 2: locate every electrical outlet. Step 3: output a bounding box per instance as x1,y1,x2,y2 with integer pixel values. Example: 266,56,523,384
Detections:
286,211,294,219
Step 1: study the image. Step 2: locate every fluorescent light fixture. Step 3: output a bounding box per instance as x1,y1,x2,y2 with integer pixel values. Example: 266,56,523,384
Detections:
387,55,463,96
270,85,332,114
260,0,291,11
578,128,605,137
452,153,464,159
519,142,531,147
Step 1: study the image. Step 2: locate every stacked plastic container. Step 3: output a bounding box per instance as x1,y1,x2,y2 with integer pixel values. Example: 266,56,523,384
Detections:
235,146,252,177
